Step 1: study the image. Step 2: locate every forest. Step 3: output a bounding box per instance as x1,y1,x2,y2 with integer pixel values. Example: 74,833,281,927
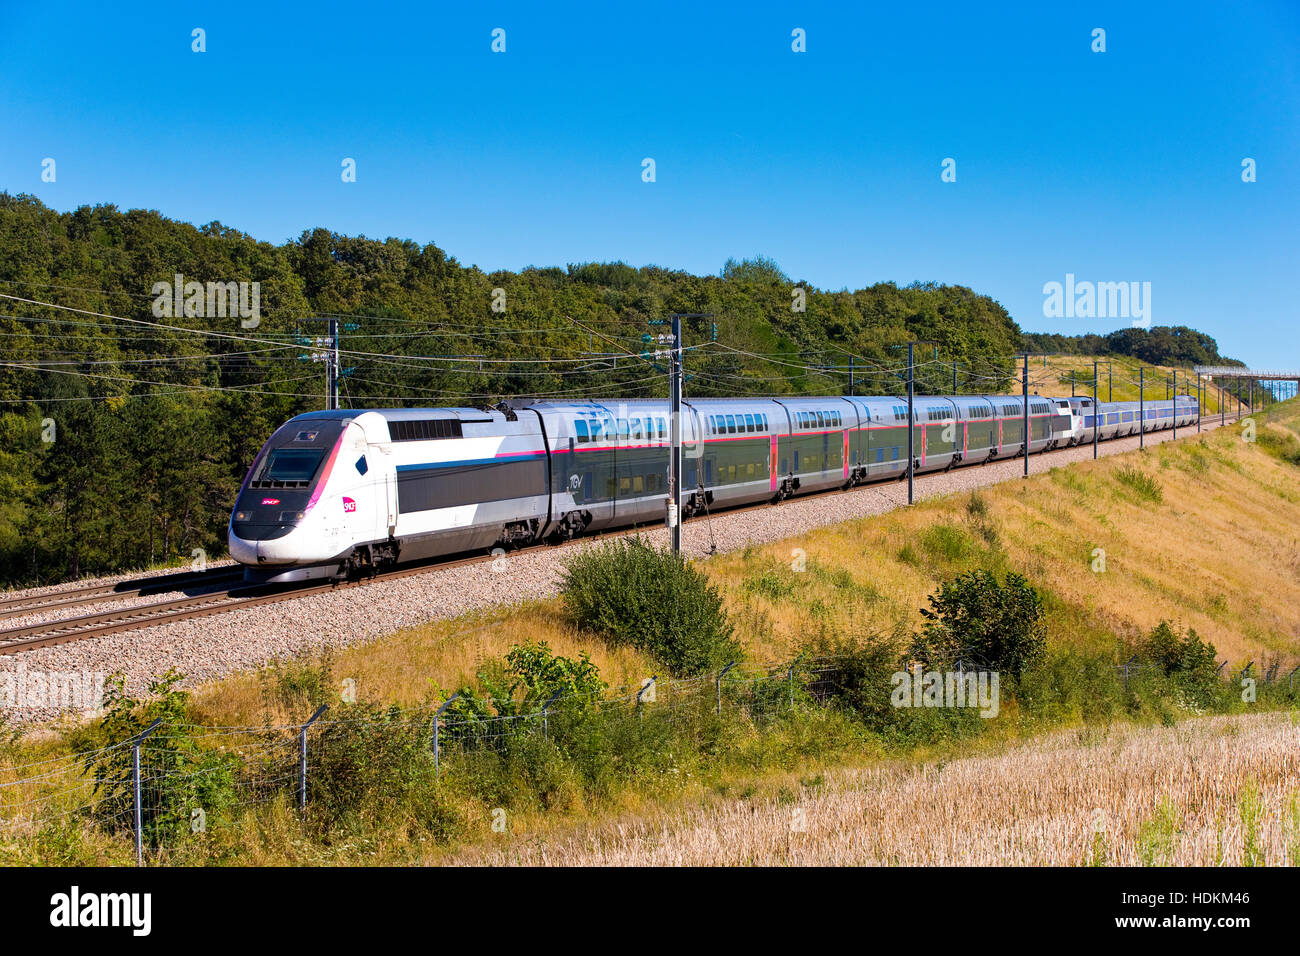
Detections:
1021,327,1242,368
0,193,1239,585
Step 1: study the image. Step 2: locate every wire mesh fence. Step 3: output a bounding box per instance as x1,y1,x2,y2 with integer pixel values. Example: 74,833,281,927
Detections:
0,652,1288,863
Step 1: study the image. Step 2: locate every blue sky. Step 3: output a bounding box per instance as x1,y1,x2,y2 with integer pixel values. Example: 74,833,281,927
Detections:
1,1,1297,367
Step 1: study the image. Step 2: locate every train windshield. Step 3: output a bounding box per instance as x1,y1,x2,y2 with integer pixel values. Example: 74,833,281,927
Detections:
262,449,325,483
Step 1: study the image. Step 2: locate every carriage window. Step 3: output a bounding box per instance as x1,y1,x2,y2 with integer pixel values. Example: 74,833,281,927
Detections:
618,419,629,439
744,414,755,431
575,420,589,443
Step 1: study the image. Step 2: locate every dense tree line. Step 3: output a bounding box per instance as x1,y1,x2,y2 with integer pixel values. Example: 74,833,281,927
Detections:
0,193,1214,586
1021,327,1242,369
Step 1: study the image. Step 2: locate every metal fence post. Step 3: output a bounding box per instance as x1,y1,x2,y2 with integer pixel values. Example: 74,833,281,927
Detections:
541,689,563,741
1122,655,1136,691
132,718,163,867
716,661,737,715
298,704,328,814
637,676,657,727
1288,666,1299,694
432,693,461,780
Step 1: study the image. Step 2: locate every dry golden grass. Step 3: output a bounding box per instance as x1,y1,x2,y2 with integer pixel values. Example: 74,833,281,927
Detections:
190,603,656,727
439,711,1300,866
706,410,1300,666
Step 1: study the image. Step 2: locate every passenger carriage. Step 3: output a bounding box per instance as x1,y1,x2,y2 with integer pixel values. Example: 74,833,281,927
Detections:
229,390,1203,582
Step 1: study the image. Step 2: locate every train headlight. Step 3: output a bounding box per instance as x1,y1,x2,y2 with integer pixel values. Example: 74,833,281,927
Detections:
280,511,306,522
234,510,249,521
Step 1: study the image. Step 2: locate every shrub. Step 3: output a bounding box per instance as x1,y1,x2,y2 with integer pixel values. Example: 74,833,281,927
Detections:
803,635,986,746
306,702,458,838
476,641,607,716
1139,621,1220,708
560,536,740,675
915,570,1046,679
83,671,239,848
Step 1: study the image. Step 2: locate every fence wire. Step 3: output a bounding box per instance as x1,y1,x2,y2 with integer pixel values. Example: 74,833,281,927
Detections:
0,653,1286,862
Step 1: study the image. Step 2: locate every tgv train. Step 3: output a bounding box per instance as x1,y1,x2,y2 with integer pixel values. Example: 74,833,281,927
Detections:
228,393,1199,582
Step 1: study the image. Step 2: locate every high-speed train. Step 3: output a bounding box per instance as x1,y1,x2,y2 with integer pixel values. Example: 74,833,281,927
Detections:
228,393,1199,582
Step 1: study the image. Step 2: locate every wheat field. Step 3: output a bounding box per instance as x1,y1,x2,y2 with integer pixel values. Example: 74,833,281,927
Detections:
440,711,1300,866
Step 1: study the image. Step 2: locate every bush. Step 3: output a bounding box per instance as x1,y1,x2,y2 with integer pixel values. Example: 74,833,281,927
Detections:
306,702,458,838
1017,649,1124,724
477,641,607,716
83,671,239,848
560,536,740,675
807,635,986,745
915,570,1046,679
1139,621,1220,709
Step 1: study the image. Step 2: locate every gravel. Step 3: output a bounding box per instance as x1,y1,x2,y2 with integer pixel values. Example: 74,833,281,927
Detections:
0,419,1235,725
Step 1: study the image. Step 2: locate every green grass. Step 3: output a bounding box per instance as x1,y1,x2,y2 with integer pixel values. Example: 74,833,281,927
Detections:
1113,465,1164,503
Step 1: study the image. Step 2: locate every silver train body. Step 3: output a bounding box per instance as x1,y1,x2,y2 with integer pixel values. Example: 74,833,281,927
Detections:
228,393,1199,582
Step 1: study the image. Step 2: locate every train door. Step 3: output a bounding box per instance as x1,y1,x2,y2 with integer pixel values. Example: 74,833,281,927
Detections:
384,462,398,537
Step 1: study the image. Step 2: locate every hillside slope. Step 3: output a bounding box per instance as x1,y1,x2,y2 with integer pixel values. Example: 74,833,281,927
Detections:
191,398,1300,728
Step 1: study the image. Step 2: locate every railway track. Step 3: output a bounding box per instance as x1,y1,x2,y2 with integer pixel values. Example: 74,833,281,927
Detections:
0,566,245,621
0,553,503,657
0,413,1243,658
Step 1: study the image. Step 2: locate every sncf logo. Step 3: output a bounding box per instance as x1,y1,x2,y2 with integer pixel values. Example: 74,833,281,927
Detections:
342,497,356,513
261,498,280,506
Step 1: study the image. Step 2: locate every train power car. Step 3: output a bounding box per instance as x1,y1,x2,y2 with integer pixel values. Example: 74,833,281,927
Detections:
229,393,1198,582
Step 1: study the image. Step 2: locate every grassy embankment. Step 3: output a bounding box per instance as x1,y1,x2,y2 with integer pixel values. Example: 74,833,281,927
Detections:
3,397,1299,865
201,393,1299,723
